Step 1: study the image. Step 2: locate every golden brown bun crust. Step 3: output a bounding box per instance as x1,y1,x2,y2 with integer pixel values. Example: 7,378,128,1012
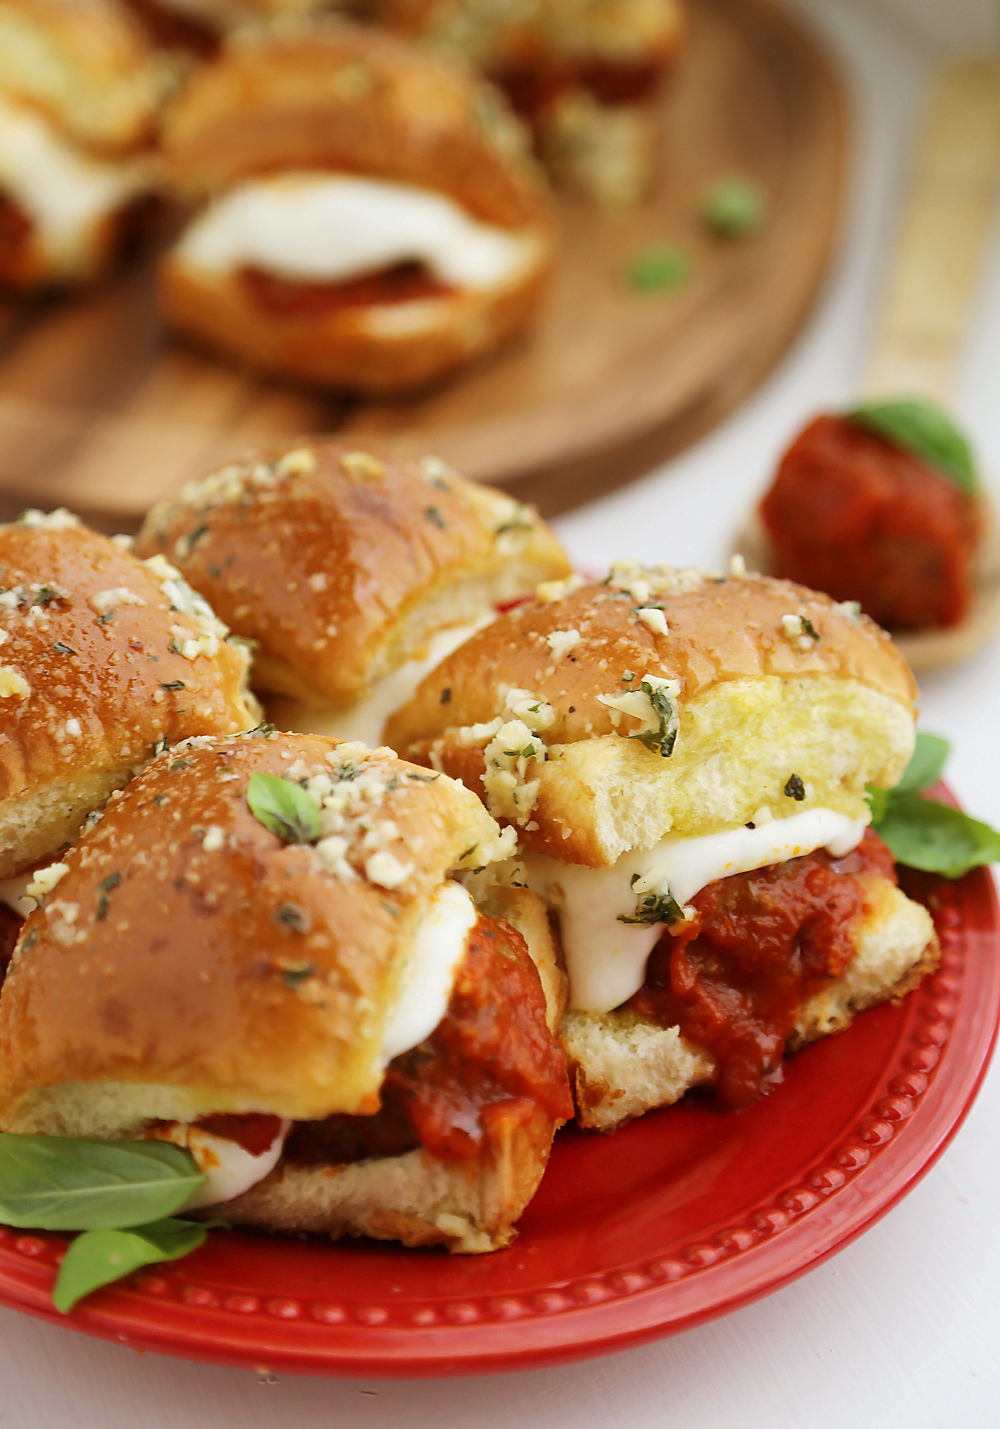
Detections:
368,0,685,73
159,22,552,229
0,0,177,153
0,732,510,1126
133,442,571,705
0,518,255,877
387,569,918,754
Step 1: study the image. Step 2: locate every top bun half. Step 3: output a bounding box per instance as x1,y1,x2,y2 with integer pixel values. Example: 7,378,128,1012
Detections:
385,565,919,865
133,441,571,706
0,0,178,153
159,20,552,230
0,511,257,878
0,731,512,1134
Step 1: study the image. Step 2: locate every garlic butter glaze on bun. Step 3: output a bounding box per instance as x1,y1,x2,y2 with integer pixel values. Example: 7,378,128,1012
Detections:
0,732,571,1251
386,564,938,1125
133,440,571,742
0,0,174,290
157,22,556,393
0,510,257,881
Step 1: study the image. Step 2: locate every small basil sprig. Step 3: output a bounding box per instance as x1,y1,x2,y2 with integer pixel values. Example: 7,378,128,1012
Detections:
0,1133,214,1313
0,1134,205,1230
868,732,1000,877
247,771,319,844
846,399,978,494
53,1217,209,1314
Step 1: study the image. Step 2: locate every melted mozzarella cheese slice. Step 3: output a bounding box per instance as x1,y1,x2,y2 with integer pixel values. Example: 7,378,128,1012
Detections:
269,618,490,747
0,93,151,273
176,173,534,291
522,808,868,1014
150,1119,291,1209
0,874,33,919
380,881,477,1064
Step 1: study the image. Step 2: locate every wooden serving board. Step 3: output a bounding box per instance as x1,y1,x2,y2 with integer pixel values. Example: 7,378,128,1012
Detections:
0,0,848,528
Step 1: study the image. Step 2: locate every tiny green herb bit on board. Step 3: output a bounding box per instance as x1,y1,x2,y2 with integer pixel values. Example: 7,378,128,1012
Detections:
846,399,978,494
247,771,320,845
701,176,768,238
867,731,1000,878
626,247,692,294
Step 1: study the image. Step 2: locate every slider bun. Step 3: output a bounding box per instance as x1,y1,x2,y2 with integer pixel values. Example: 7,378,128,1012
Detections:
220,1103,557,1252
369,0,685,73
0,0,177,153
221,883,567,1252
133,441,571,705
159,22,551,227
385,567,919,864
0,514,256,879
0,732,514,1131
156,24,555,391
564,875,938,1130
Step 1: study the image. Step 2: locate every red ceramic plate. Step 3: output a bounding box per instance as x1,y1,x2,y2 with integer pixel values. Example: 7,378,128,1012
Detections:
0,842,996,1378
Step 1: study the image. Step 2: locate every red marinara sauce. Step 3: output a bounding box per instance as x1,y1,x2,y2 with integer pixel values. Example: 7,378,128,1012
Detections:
287,912,572,1167
627,828,898,1111
240,261,454,319
0,195,32,270
760,414,981,630
0,905,23,991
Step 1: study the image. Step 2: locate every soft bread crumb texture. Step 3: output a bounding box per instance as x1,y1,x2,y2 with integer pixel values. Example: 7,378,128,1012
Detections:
134,441,570,706
0,732,514,1128
0,520,256,878
562,874,938,1130
0,0,178,153
387,569,917,863
218,1103,558,1252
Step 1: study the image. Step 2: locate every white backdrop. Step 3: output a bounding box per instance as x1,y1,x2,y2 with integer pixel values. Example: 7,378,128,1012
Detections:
2,1,999,1423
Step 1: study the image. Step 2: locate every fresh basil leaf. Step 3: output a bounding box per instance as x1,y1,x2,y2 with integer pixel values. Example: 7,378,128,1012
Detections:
875,793,1000,878
52,1218,207,1314
866,785,890,823
0,1135,205,1231
626,247,692,293
846,399,978,493
246,771,319,845
896,731,951,794
702,176,767,238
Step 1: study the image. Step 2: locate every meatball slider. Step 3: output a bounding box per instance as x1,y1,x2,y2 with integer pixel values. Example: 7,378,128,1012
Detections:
0,0,174,290
133,439,571,744
0,508,256,888
366,0,686,206
157,22,556,393
0,732,571,1252
386,563,938,1126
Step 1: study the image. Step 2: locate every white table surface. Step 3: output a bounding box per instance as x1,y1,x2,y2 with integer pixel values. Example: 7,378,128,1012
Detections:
3,2,999,1423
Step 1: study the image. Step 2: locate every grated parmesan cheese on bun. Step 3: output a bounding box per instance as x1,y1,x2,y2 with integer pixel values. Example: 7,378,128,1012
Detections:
0,509,257,882
133,440,571,745
0,731,571,1251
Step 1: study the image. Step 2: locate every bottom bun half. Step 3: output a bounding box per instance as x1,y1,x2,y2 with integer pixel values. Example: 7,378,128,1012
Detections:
563,877,939,1132
158,235,553,395
217,1104,557,1254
